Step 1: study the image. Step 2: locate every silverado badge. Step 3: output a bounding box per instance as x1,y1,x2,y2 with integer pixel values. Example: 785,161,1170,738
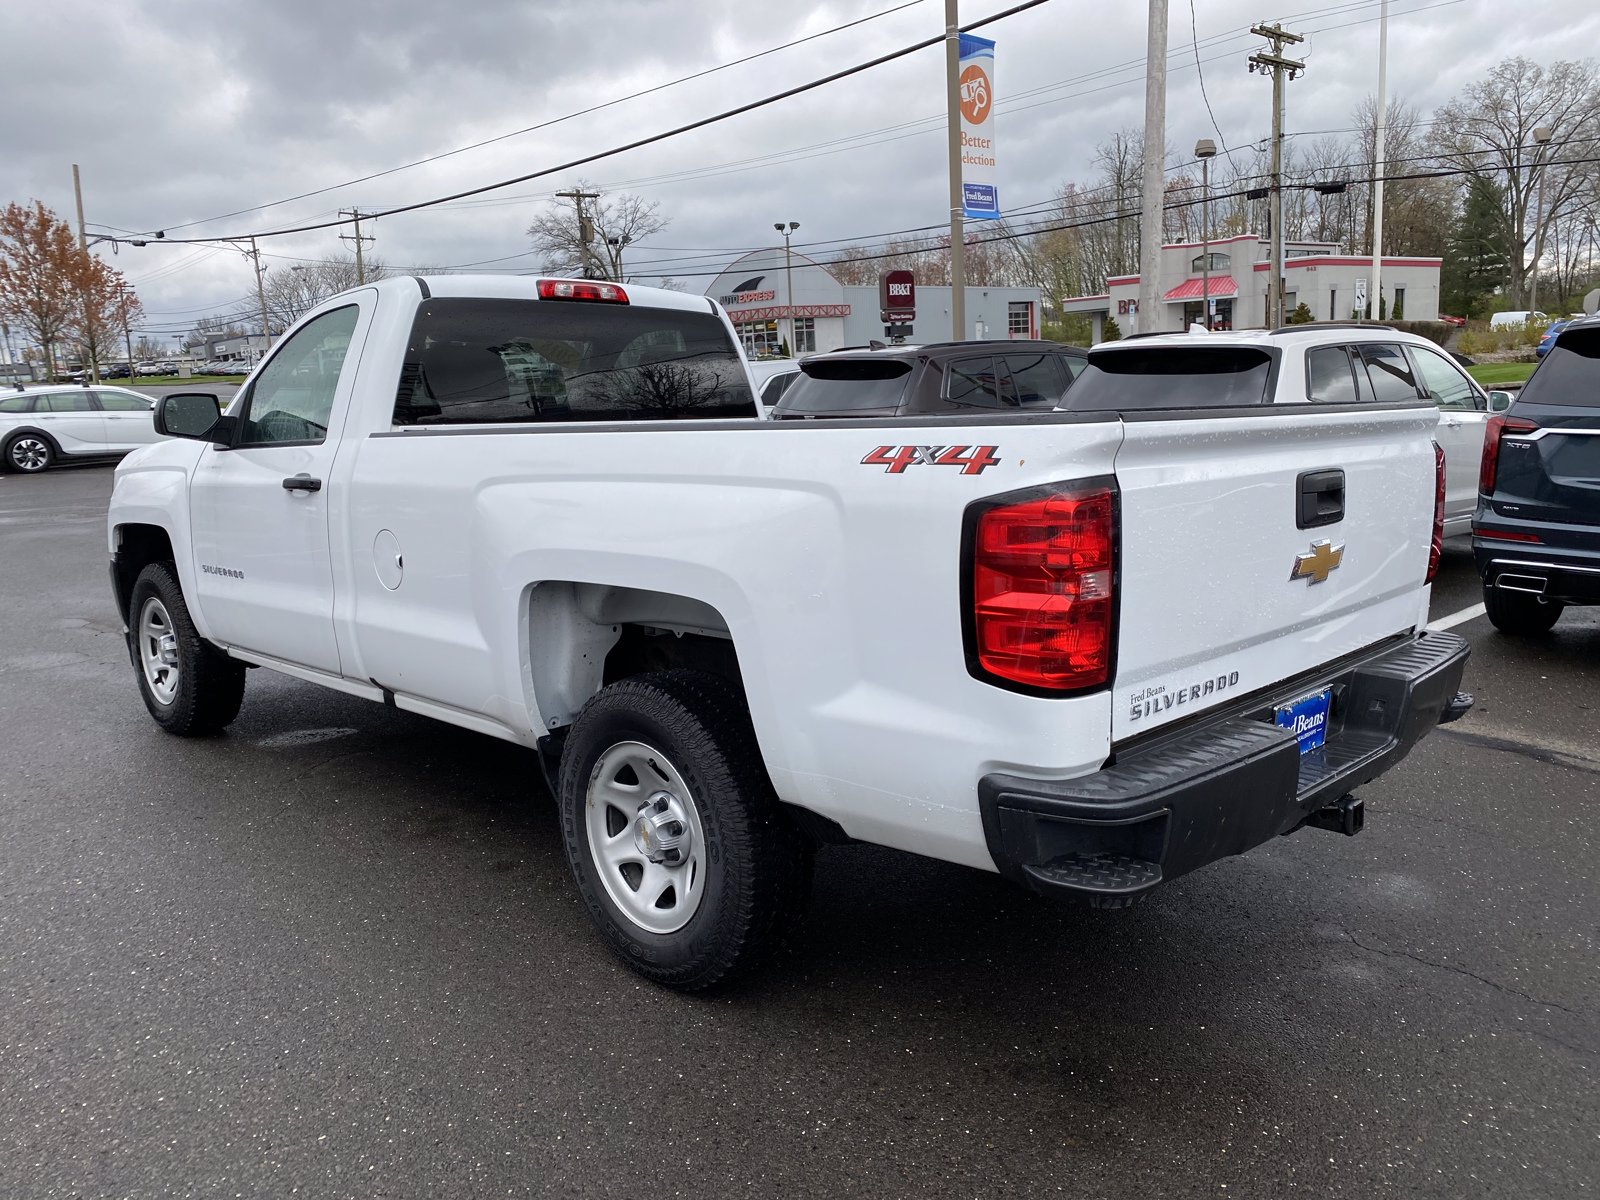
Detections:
1290,540,1345,585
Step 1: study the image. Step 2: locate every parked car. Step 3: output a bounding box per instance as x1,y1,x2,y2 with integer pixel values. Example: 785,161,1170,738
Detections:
1489,310,1549,331
106,275,1468,990
772,340,1088,419
136,362,167,377
1536,318,1572,358
0,385,159,474
747,359,802,411
1474,313,1600,634
1440,314,1467,328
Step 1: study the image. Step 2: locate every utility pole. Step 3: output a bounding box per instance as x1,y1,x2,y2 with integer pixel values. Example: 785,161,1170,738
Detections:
340,209,375,284
244,236,272,356
1249,23,1304,330
71,164,101,383
1370,0,1388,322
1530,126,1554,312
943,0,966,340
557,189,602,279
1136,0,1169,334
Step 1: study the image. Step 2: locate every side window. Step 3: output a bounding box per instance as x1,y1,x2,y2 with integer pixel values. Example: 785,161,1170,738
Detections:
1306,346,1358,404
1004,352,1068,408
1356,343,1421,404
43,391,94,412
94,391,151,412
945,356,1011,408
238,305,359,446
1409,346,1481,411
760,373,797,406
1060,354,1087,382
0,395,33,413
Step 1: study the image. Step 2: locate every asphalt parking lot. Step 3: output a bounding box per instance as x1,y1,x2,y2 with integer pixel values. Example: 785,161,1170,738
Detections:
1,466,1595,1199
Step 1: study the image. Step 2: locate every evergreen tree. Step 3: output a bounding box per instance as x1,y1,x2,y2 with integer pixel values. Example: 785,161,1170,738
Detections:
1442,177,1511,318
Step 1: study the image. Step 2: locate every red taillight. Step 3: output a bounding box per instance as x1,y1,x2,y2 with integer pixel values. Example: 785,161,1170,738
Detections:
1476,528,1543,543
1427,441,1446,584
537,278,629,304
970,484,1116,692
1479,414,1538,494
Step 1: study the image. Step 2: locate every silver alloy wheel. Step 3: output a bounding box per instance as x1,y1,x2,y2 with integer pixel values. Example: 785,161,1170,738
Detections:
585,740,707,935
137,596,181,706
8,437,49,472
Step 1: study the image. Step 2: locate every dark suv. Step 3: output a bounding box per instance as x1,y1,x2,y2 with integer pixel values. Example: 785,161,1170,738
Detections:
771,340,1087,419
1474,314,1600,634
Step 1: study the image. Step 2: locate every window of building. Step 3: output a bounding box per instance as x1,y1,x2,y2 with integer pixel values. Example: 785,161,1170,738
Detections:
1306,346,1359,404
393,298,755,425
1189,252,1232,273
736,320,780,357
791,317,816,353
1394,286,1407,318
1329,288,1338,322
1355,343,1421,404
238,305,358,445
1007,302,1032,337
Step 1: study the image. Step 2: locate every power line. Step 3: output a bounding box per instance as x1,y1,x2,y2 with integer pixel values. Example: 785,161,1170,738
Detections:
128,0,1054,245
154,0,932,236
1190,0,1230,156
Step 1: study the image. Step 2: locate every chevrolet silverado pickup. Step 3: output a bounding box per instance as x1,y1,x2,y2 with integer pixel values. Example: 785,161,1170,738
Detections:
107,276,1471,989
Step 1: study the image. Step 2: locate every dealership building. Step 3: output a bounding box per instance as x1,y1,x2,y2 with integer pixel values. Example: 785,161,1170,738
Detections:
702,249,1044,354
1059,233,1443,337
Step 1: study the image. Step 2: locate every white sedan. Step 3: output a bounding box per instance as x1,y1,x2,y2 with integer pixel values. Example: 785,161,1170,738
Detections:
0,385,161,474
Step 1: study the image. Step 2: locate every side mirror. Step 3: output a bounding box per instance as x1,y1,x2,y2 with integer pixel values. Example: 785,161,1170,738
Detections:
154,392,231,444
1487,390,1514,414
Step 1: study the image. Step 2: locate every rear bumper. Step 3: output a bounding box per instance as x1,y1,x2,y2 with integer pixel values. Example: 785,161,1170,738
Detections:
979,631,1471,902
1475,545,1600,606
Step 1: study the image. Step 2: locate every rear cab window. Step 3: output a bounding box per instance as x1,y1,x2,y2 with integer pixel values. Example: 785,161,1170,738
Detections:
1064,346,1277,411
776,358,914,416
1355,343,1421,404
394,298,756,425
1306,346,1360,403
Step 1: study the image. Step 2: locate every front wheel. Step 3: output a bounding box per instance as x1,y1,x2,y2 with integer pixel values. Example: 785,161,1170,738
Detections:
4,434,53,474
128,562,247,735
558,670,810,990
1483,583,1563,635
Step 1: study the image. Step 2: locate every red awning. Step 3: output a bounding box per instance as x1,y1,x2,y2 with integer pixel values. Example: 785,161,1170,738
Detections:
1163,277,1238,302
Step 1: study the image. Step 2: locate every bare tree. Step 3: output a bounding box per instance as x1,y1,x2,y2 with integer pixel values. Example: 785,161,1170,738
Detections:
1431,57,1600,305
527,184,669,280
235,253,388,334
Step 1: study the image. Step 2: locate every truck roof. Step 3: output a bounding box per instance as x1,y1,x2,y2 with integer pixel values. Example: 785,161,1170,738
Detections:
375,273,720,315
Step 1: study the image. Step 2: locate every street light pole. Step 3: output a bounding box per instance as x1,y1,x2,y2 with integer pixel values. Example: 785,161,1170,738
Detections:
775,221,799,355
606,234,632,282
1531,125,1553,312
1196,139,1217,330
944,0,966,340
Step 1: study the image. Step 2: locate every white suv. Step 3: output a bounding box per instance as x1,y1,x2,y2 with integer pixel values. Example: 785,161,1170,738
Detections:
1083,325,1491,536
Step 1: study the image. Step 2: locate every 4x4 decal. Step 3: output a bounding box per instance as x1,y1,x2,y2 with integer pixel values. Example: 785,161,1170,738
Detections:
862,445,1001,475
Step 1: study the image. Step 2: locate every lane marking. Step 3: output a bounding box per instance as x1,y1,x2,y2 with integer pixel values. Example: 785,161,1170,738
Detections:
1429,602,1487,631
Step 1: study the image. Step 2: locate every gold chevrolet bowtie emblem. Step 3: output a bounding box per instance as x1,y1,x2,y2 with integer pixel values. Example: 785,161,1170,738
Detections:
1291,540,1345,585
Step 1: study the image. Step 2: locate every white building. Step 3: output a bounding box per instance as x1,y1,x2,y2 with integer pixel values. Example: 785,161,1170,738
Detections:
1060,233,1442,337
702,249,1044,354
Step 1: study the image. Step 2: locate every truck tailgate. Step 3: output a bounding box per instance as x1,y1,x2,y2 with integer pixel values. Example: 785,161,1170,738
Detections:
1111,405,1438,741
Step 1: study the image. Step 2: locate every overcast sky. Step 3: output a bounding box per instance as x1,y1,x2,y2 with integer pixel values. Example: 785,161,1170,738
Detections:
5,0,1597,343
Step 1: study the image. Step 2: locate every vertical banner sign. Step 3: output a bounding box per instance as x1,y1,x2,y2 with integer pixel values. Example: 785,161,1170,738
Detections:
958,34,999,220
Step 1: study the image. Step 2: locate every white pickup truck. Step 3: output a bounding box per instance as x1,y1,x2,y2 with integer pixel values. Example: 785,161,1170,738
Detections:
108,276,1471,989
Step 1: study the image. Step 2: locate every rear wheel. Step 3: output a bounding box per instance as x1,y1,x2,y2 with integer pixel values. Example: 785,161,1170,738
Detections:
128,562,247,735
3,434,53,474
558,670,810,990
1483,582,1563,635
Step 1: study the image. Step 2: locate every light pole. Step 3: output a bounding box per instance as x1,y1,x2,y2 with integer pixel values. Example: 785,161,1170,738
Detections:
774,221,799,356
1530,125,1553,312
1195,139,1217,329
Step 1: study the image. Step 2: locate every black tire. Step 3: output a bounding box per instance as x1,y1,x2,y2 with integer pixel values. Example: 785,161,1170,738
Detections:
127,562,246,735
3,433,54,474
1483,582,1563,635
558,669,810,990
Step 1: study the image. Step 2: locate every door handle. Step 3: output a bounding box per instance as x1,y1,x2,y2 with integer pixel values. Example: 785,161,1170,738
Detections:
1297,468,1345,529
282,474,322,493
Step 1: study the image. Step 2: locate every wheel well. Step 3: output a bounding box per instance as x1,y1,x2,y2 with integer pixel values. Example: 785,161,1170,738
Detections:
525,582,742,731
3,427,59,452
111,524,176,622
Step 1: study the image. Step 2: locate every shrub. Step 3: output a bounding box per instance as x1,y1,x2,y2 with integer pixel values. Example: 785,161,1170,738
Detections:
1456,330,1491,357
1287,302,1315,325
1102,315,1122,342
1392,293,1404,320
1516,319,1549,349
1388,320,1451,347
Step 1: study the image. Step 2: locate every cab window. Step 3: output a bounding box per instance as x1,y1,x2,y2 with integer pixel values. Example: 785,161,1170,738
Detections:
1355,344,1421,404
237,305,359,445
1306,346,1359,404
1408,346,1482,411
